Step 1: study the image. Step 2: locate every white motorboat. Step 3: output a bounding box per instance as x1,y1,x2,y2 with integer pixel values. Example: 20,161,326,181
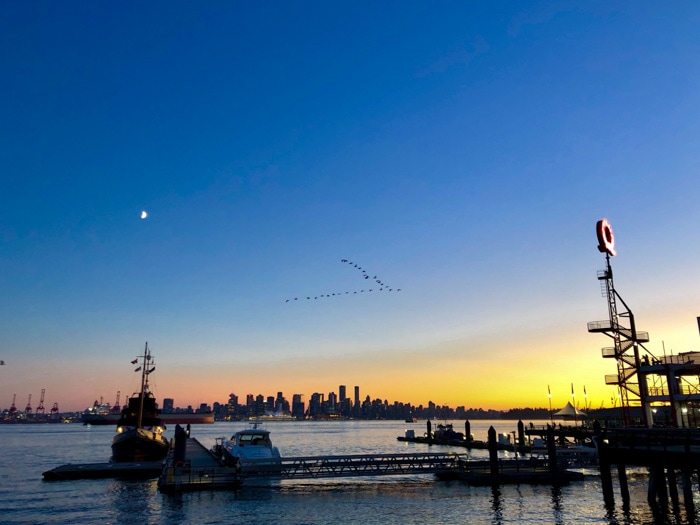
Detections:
215,424,282,474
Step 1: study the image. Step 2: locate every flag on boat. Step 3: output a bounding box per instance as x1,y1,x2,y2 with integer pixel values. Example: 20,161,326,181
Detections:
134,366,142,372
131,359,138,364
147,366,156,374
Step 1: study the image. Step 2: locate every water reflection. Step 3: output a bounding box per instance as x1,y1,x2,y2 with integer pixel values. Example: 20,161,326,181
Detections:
490,486,503,525
551,485,563,525
106,480,162,524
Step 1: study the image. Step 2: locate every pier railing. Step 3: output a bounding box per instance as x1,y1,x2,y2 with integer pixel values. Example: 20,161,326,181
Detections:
246,452,466,480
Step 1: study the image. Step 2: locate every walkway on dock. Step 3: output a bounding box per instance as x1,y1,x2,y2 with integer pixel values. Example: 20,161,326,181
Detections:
158,437,466,492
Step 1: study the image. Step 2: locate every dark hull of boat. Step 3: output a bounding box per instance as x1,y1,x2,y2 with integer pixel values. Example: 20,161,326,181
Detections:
111,428,169,462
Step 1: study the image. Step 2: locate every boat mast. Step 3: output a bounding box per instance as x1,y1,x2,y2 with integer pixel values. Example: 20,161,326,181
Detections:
137,342,149,428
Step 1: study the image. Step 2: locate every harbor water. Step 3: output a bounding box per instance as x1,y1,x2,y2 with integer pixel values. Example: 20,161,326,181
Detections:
1,420,696,524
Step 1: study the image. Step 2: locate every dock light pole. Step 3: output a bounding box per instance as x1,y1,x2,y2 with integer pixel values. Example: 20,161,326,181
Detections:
548,385,553,423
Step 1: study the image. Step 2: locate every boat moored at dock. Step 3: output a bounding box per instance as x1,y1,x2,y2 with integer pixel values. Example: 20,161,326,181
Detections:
213,423,282,474
111,343,169,463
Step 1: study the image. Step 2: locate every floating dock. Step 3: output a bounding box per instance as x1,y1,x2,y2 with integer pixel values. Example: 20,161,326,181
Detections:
435,458,585,485
42,460,163,481
157,437,467,492
397,434,530,452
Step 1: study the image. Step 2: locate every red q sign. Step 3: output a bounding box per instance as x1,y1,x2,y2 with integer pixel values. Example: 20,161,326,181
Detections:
596,219,616,256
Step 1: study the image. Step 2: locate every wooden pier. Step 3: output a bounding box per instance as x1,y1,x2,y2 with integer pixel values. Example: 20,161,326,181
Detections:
525,424,594,446
596,427,700,514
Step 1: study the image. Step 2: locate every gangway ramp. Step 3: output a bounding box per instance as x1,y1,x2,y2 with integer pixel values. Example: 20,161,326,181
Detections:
252,451,465,479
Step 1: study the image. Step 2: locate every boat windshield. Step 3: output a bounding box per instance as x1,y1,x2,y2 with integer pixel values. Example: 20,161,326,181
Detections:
235,432,271,447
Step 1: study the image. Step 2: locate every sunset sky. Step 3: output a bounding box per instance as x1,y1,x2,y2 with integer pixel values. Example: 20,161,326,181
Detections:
2,2,700,413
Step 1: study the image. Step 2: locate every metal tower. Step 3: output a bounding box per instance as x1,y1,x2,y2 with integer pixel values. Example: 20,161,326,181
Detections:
587,219,652,427
36,389,46,417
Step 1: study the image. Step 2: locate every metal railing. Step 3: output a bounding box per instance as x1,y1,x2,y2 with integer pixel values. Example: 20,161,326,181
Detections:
245,452,465,480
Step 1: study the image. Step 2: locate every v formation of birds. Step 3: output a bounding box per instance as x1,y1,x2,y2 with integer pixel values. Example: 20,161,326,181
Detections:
286,259,401,302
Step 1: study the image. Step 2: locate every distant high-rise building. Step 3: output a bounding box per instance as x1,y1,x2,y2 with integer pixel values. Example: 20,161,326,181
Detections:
275,392,290,414
292,394,304,419
162,398,174,413
255,394,265,416
354,386,360,417
339,385,346,402
309,392,324,418
227,393,238,419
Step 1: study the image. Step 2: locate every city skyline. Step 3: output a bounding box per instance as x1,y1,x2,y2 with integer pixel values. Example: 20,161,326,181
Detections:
1,379,616,417
2,3,700,412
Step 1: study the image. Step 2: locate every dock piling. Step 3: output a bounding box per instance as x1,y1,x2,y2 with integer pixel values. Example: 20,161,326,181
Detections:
617,463,629,503
517,420,525,448
173,424,187,466
546,425,557,474
488,426,498,476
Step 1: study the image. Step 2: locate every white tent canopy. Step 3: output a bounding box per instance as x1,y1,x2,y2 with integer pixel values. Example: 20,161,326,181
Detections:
553,402,587,419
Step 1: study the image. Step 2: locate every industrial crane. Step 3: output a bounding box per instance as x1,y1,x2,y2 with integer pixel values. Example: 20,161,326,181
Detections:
36,389,46,417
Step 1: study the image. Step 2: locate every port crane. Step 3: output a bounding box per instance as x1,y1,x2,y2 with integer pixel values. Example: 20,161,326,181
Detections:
25,394,32,415
113,390,121,412
36,389,46,417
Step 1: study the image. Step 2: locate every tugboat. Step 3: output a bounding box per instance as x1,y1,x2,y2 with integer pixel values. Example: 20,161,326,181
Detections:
111,343,169,462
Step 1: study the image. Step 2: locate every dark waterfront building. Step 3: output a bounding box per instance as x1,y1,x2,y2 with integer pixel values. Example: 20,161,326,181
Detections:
292,394,305,419
328,391,337,415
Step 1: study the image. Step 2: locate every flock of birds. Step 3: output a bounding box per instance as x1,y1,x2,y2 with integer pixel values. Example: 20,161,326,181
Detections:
285,259,401,302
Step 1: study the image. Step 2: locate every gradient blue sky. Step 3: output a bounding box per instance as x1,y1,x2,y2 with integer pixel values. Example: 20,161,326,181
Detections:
2,2,700,412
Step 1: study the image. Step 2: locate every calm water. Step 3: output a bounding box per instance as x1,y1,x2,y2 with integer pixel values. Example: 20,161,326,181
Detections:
0,420,696,524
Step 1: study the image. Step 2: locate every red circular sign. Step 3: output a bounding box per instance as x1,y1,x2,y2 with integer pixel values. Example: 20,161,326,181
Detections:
596,218,616,256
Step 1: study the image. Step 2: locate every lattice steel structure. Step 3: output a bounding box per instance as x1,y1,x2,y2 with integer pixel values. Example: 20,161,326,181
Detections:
588,252,652,427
